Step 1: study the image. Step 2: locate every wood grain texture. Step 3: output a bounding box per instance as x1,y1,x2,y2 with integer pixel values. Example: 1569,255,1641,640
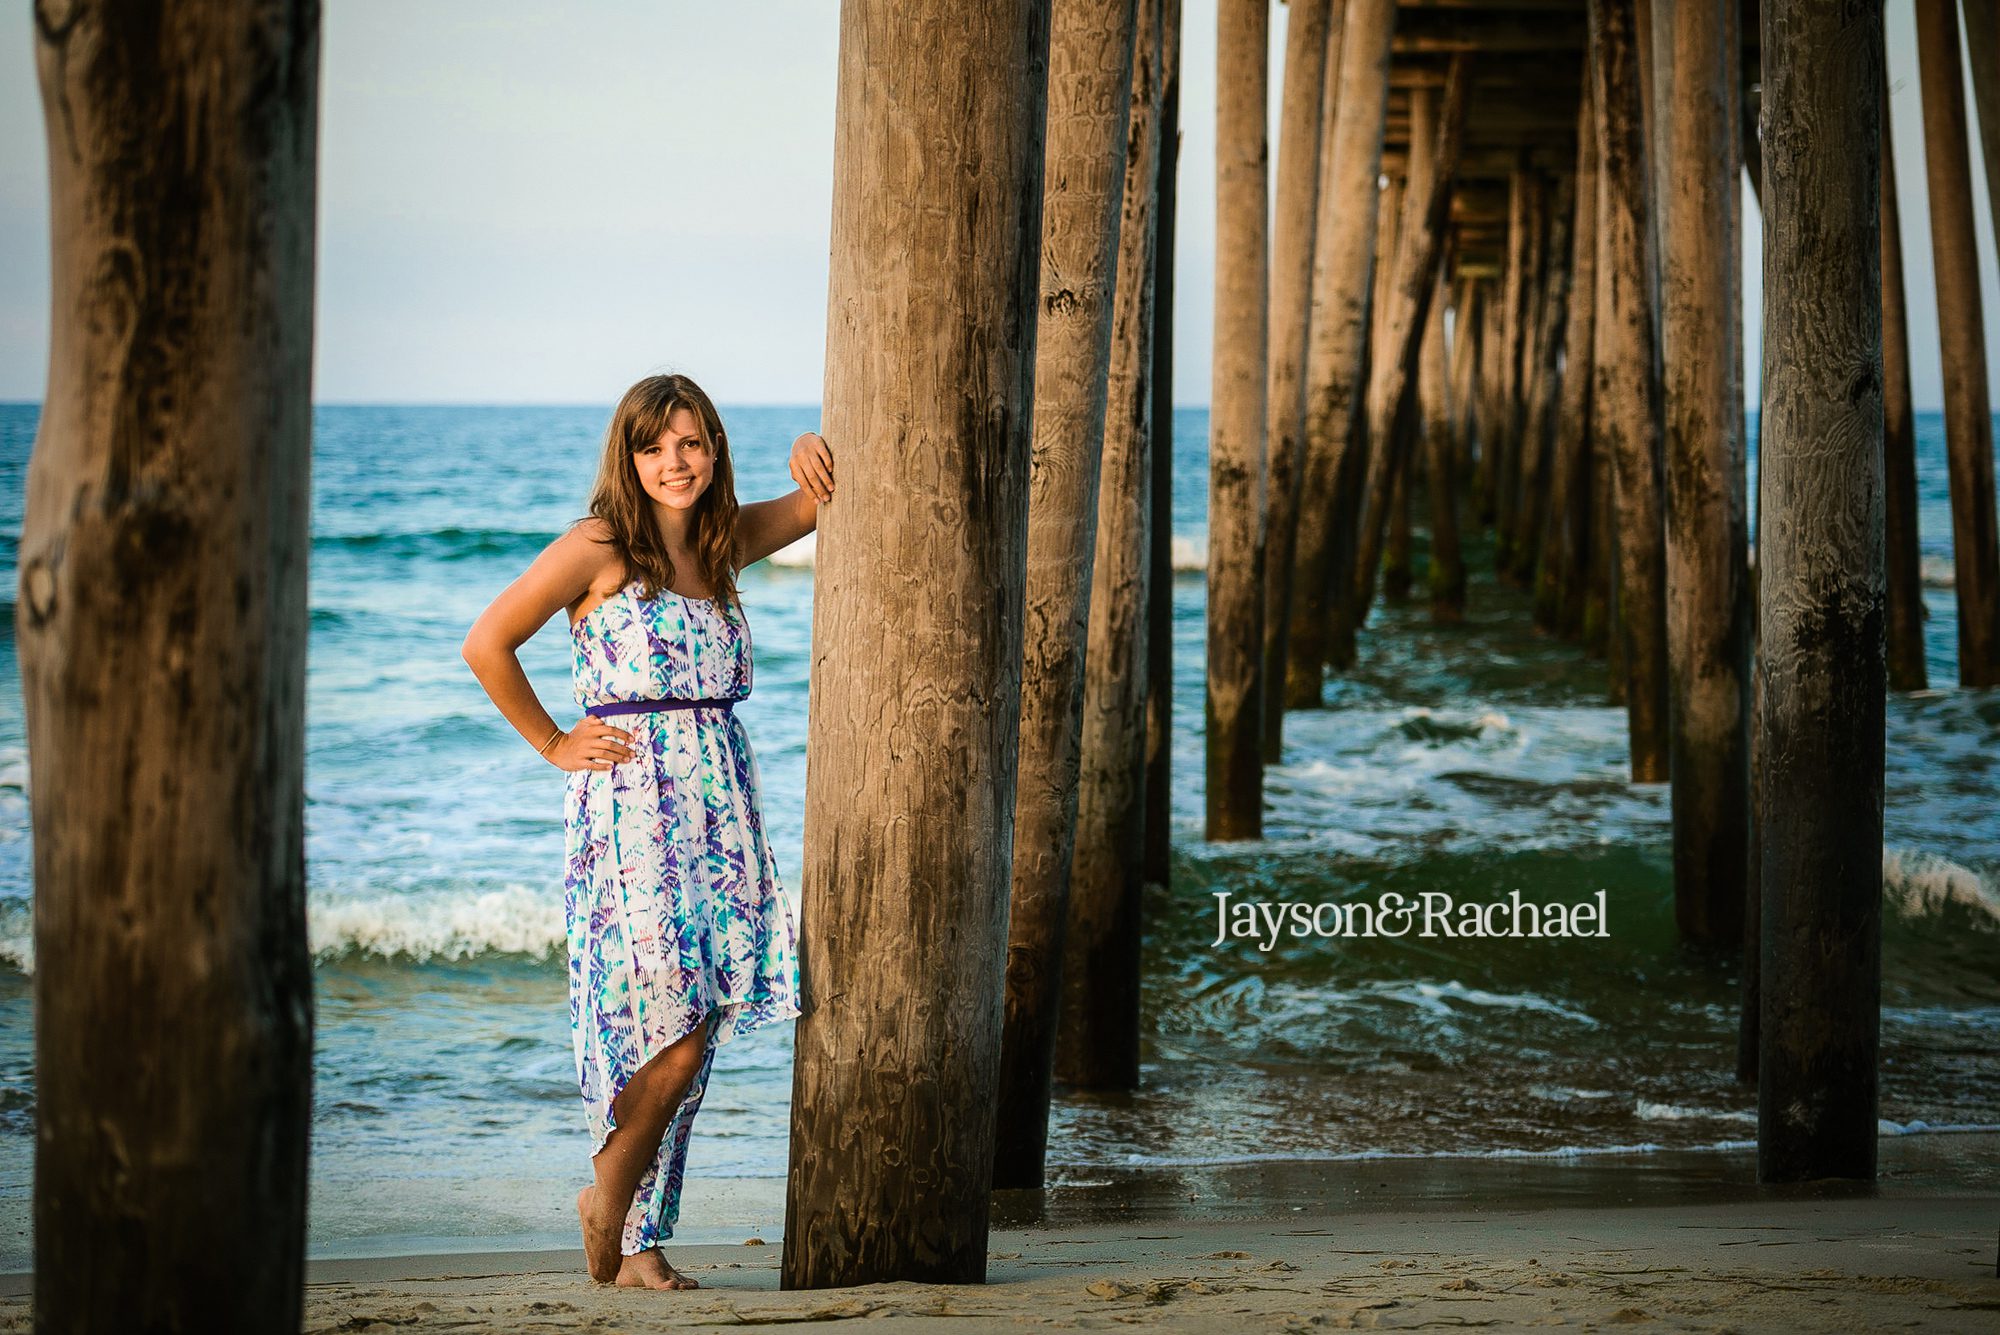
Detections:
23,2,320,1329
1285,0,1395,705
1755,0,1885,1185
1058,0,1171,1092
1261,0,1339,762
1878,72,1926,693
1205,0,1270,840
994,0,1140,1192
1144,9,1182,892
1536,81,1598,637
1508,170,1575,587
1913,0,2000,686
783,0,1051,1287
1659,0,1751,951
1346,57,1472,644
1588,0,1670,782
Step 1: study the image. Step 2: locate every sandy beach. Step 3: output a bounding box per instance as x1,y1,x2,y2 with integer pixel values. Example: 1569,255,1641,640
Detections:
5,1134,1992,1331
287,1191,2000,1332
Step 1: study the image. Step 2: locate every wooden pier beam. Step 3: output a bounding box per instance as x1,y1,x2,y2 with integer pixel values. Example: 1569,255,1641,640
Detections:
1878,67,1926,693
1508,170,1575,589
1755,0,1885,1185
1482,160,1530,530
1659,0,1751,951
1264,0,1344,751
1536,81,1599,635
1206,0,1270,840
1422,246,1465,623
1346,58,1474,643
25,4,320,1330
1963,2,2000,248
1144,2,1182,894
1324,171,1406,670
1286,0,1396,705
785,0,1050,1286
993,0,1139,1193
1059,0,1170,1092
1447,275,1482,498
1913,0,2000,686
1588,0,1670,782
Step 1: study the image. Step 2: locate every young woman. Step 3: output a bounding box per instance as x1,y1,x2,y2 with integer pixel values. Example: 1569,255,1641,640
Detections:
461,373,834,1290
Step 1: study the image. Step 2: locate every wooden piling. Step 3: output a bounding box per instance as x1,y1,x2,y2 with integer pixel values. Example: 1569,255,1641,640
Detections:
1962,1,2000,246
784,0,1050,1286
1421,255,1465,623
1588,0,1670,782
1447,276,1482,497
1347,58,1474,642
1659,0,1751,951
1509,171,1575,589
1536,82,1599,636
993,0,1140,1194
1324,172,1406,670
1059,0,1168,1092
1144,3,1182,893
24,5,320,1329
1914,0,2000,687
1206,0,1270,840
1264,5,1344,759
1755,0,1885,1184
1879,71,1927,693
1286,0,1397,704
1483,160,1531,531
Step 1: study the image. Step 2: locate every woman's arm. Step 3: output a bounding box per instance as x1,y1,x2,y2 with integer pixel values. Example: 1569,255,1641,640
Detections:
460,518,634,766
736,431,835,568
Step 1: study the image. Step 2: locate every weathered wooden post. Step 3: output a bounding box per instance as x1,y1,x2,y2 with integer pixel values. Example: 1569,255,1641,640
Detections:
1879,73,1926,693
994,0,1139,1193
1755,0,1885,1184
1482,161,1530,530
1447,275,1481,489
1584,158,1616,663
1659,0,1751,951
1207,0,1270,840
1060,0,1170,1092
785,0,1050,1286
1323,172,1406,670
1258,0,1333,763
1508,172,1575,588
1962,2,2000,243
1913,0,2000,688
1536,83,1599,635
1421,255,1464,623
1144,3,1182,894
1287,0,1396,703
1588,0,1670,782
23,5,319,1330
1346,58,1473,641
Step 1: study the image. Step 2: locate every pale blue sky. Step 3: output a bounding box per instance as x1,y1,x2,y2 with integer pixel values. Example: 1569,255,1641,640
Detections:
2,0,1997,409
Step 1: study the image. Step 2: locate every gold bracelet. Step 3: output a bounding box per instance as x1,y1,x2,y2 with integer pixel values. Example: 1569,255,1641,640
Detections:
536,724,564,757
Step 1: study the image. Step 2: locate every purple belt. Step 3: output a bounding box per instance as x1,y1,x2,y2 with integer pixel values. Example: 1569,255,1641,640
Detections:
585,695,743,717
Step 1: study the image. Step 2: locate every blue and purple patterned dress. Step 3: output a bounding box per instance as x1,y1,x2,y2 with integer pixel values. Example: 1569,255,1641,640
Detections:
563,573,801,1255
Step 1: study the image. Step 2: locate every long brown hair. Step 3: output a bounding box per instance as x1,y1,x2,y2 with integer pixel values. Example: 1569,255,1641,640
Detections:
575,373,741,618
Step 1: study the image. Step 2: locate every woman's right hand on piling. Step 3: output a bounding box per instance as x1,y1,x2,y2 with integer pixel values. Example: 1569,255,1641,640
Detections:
549,720,638,771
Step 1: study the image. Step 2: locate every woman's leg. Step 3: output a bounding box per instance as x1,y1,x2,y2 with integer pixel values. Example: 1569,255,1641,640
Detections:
613,1027,720,1288
575,1014,714,1282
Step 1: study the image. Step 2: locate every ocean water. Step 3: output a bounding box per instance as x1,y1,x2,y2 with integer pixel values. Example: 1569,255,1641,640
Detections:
0,401,1995,1265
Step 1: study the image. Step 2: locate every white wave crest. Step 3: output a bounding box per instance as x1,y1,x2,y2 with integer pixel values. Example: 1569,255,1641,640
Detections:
307,883,564,963
1882,848,2000,923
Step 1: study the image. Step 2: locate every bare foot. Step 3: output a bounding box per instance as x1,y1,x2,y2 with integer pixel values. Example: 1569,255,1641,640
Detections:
575,1185,621,1283
615,1247,701,1290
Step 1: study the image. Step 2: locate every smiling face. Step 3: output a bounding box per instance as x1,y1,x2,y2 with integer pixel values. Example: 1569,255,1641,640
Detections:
634,405,716,512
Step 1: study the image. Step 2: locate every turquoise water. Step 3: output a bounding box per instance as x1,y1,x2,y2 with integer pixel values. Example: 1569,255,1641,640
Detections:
0,401,1994,1264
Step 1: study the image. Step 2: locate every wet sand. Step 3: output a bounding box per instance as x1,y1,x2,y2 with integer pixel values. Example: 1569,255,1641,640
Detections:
295,1191,1994,1332
4,1134,1994,1331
